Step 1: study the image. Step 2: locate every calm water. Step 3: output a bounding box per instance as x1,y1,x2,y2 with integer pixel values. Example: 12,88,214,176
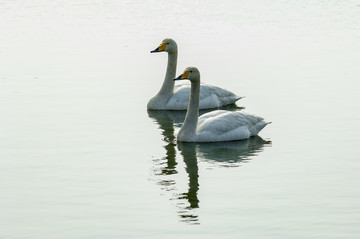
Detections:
1,0,360,238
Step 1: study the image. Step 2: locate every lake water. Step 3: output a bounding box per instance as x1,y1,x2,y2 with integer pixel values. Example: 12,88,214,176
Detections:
1,0,360,238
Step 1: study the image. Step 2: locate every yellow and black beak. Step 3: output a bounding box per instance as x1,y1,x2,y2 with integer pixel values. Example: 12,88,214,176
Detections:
150,43,166,53
173,71,189,81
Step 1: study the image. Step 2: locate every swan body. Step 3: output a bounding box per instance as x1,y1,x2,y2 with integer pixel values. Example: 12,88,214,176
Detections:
153,81,240,110
148,38,241,110
174,67,270,142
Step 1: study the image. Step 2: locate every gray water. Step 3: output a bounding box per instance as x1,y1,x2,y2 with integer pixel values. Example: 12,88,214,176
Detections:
1,0,360,238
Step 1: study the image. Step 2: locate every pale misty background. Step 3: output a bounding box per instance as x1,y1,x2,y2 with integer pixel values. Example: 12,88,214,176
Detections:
1,1,359,238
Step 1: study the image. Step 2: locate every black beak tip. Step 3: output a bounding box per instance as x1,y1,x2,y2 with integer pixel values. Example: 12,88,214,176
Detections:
173,75,182,81
150,48,159,53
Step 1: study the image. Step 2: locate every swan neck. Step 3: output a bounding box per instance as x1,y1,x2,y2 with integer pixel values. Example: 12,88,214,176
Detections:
181,80,200,137
158,51,177,95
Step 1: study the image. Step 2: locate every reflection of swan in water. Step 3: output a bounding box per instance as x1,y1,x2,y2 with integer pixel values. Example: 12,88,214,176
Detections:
148,110,178,189
148,109,200,224
148,109,271,225
176,137,270,224
178,136,271,167
176,142,200,224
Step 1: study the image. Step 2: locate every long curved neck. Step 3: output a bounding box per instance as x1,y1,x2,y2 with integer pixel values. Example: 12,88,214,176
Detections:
180,80,200,137
158,51,177,96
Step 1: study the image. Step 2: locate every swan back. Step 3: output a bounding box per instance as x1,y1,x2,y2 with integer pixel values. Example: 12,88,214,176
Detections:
196,110,268,142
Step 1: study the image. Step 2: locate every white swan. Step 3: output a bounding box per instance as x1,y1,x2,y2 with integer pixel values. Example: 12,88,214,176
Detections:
174,67,270,142
148,38,241,110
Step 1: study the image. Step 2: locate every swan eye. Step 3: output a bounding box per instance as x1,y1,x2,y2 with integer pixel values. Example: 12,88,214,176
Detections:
189,71,193,73
166,43,169,45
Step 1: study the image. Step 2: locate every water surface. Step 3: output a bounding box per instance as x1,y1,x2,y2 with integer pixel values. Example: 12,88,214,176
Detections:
1,0,360,238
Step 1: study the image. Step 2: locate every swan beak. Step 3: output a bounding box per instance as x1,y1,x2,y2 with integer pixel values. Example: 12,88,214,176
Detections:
150,43,166,53
173,71,189,81
150,47,160,53
173,75,182,81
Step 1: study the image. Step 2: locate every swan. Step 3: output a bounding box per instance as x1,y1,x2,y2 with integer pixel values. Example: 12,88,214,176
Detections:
174,67,271,142
148,38,241,110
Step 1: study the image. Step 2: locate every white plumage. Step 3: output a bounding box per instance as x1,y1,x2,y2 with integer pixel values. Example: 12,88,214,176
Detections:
165,81,240,110
174,67,270,142
148,38,241,110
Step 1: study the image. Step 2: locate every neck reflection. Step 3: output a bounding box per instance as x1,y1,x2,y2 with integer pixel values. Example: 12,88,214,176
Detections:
148,109,200,224
177,142,200,224
148,106,271,225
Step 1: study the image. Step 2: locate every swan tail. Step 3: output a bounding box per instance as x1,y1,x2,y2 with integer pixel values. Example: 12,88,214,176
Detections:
235,96,244,101
253,120,270,135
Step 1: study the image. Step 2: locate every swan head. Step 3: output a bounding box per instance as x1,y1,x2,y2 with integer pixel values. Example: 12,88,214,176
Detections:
151,38,178,54
174,67,200,82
